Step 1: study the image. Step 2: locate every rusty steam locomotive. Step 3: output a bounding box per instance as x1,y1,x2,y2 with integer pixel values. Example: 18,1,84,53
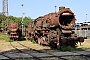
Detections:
8,21,22,40
26,6,84,49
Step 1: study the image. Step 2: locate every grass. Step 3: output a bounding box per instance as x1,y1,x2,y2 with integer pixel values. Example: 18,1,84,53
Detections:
61,44,83,51
0,32,89,51
77,40,90,51
28,40,86,51
0,33,11,42
30,40,37,44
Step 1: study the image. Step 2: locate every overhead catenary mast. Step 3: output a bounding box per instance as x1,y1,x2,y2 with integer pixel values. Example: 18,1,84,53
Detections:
21,4,25,36
85,14,88,22
54,6,57,13
2,0,8,32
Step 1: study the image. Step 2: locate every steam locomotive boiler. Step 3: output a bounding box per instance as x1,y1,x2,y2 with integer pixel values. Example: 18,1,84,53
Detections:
8,21,22,40
26,6,84,49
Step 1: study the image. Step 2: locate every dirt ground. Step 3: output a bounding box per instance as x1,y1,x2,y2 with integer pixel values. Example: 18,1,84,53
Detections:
0,40,50,52
0,39,90,52
77,39,90,51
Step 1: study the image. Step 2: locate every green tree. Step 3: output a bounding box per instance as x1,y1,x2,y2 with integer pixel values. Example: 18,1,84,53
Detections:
14,17,22,28
24,16,32,27
0,13,32,29
0,13,2,27
8,15,15,25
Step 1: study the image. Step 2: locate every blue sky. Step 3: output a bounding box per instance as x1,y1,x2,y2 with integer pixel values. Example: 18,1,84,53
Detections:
0,0,90,23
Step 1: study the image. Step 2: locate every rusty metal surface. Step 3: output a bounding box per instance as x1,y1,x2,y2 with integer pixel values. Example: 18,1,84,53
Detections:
7,21,22,40
26,6,84,49
27,6,76,30
8,21,19,31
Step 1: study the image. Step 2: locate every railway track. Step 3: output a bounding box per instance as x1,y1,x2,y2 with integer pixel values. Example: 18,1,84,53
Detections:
0,52,14,60
10,41,67,60
10,41,42,60
0,41,90,60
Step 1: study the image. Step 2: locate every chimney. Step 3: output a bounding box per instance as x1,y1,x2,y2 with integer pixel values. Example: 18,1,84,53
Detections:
59,6,65,11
